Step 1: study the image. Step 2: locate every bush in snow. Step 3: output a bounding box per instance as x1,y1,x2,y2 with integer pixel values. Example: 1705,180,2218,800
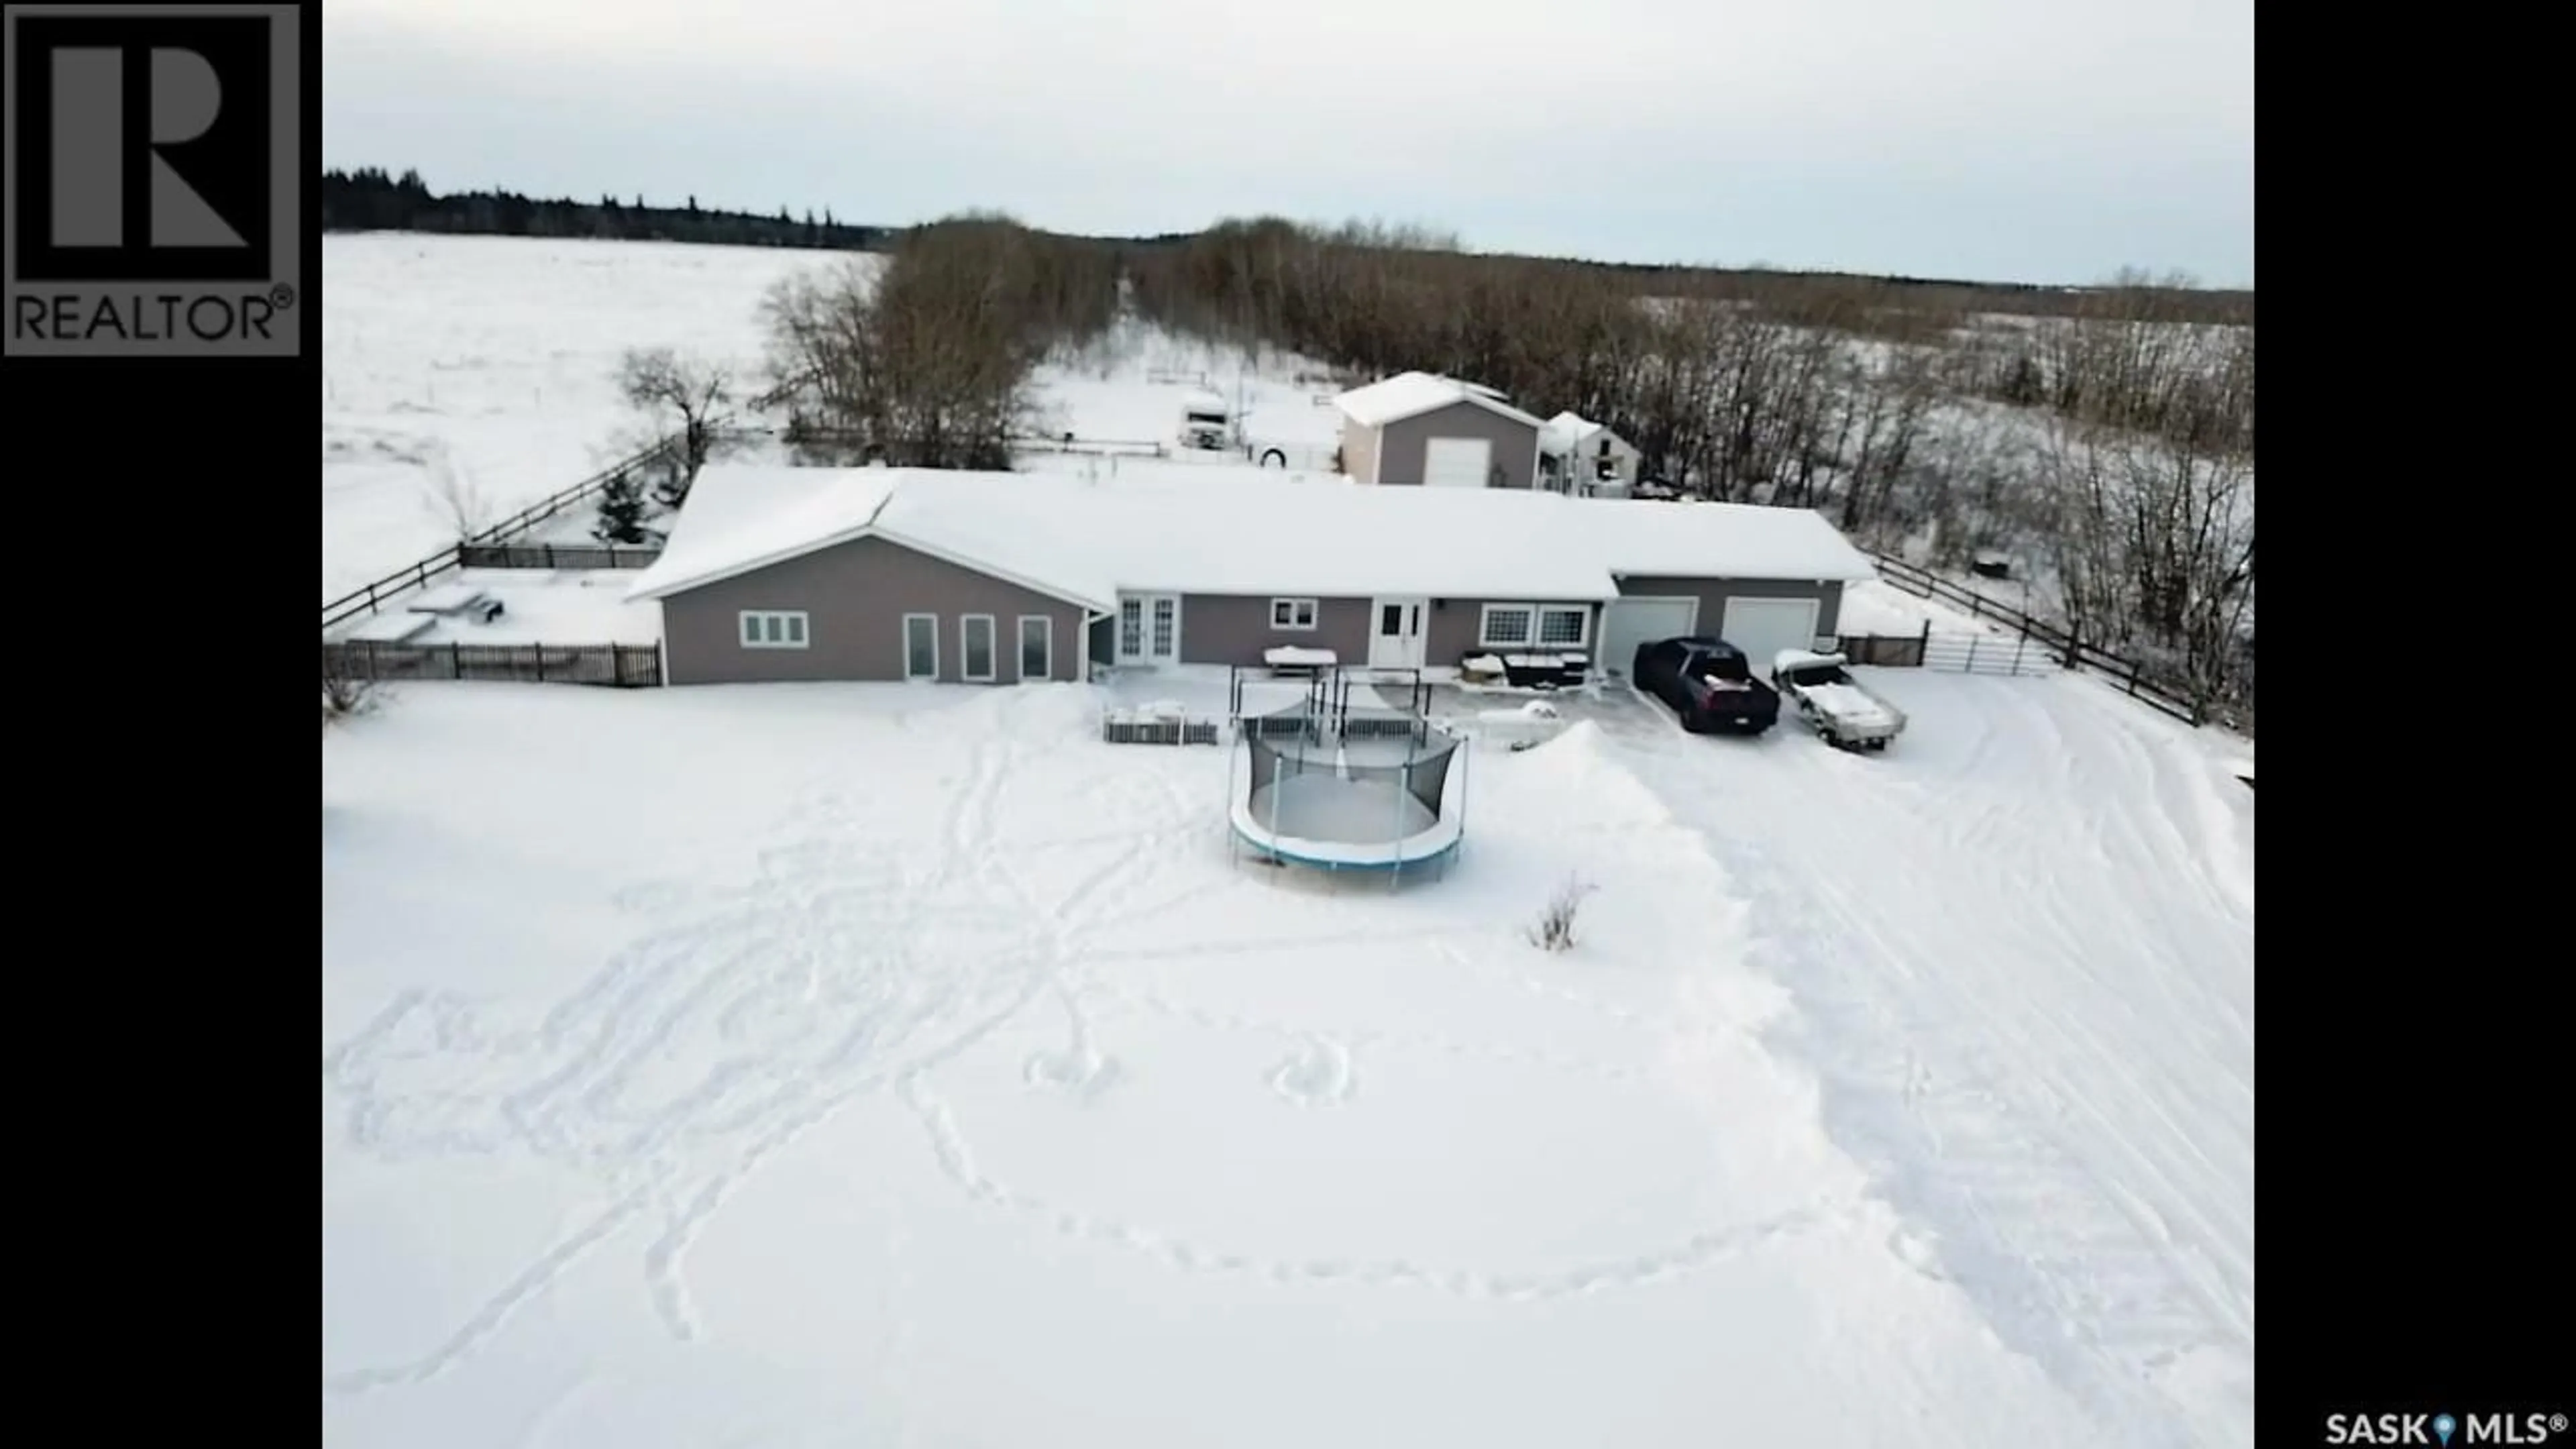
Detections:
322,655,380,726
592,466,651,544
1525,875,1597,953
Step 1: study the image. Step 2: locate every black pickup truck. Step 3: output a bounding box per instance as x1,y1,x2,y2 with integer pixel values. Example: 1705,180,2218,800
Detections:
1632,637,1782,735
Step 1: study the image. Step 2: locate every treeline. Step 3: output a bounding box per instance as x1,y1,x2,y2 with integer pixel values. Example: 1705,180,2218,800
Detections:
1128,218,2254,722
321,167,891,251
758,215,1124,468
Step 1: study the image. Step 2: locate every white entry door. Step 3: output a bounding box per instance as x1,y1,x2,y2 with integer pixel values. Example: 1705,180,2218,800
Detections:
1421,437,1493,488
1369,597,1430,669
1116,594,1182,665
1718,596,1823,669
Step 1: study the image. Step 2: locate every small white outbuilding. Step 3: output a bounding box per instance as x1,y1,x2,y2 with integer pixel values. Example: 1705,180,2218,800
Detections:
1538,413,1642,496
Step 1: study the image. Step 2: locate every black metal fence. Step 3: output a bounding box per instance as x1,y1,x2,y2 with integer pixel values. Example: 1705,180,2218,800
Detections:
1102,715,1223,746
323,641,663,688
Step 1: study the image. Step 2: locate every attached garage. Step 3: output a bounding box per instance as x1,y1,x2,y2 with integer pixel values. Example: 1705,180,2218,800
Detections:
1421,437,1494,488
1719,596,1825,669
1599,596,1699,677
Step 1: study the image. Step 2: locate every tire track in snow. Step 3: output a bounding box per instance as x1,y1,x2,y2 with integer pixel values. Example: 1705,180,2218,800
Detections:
1588,686,2243,1447
897,1069,1854,1303
1081,976,1648,1088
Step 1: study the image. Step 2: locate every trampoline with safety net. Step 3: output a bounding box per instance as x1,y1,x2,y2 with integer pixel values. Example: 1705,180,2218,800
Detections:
1228,699,1468,879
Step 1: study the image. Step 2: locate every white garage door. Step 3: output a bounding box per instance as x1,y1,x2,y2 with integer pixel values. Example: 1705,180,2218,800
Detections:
1719,596,1824,670
1599,596,1700,677
1421,437,1493,488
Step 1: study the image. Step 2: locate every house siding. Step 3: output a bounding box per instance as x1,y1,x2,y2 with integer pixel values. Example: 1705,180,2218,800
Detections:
659,535,1089,684
1338,421,1380,486
1371,401,1540,490
1175,594,1373,666
1087,615,1116,679
1614,576,1846,643
1425,597,1604,666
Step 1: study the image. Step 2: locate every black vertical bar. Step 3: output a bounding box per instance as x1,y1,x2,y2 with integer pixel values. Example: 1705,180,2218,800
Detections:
120,45,150,252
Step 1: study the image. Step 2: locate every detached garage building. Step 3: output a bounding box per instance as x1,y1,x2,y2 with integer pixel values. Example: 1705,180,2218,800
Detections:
625,466,1879,684
1334,372,1546,490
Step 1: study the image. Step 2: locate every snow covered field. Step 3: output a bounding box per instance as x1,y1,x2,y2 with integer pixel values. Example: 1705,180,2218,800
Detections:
323,674,2252,1448
323,238,1363,600
1028,317,1348,452
322,235,847,602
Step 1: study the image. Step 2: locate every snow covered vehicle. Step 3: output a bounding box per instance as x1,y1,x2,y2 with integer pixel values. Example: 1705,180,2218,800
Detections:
1178,392,1232,450
1770,649,1906,751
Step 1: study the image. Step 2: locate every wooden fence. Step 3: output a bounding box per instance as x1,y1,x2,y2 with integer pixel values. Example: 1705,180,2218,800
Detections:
1862,551,2216,727
455,542,662,570
322,371,812,633
1837,633,1927,667
323,641,663,688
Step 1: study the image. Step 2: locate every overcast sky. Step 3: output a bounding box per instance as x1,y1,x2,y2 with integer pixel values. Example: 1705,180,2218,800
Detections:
324,0,2253,288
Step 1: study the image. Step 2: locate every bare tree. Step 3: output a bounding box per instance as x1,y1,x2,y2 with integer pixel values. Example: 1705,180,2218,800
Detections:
419,444,492,541
615,347,734,506
761,216,1114,470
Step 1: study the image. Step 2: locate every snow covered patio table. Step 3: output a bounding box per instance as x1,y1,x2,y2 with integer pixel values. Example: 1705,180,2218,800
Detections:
1263,645,1338,676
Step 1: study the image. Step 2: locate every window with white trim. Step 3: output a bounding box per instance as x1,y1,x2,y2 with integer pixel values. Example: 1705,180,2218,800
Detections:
1269,597,1320,631
1478,603,1590,650
902,613,938,680
960,614,998,682
1537,606,1589,647
1480,604,1534,647
1017,615,1053,680
740,610,810,649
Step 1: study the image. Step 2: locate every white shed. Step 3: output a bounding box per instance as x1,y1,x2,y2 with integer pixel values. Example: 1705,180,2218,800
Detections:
1537,413,1642,496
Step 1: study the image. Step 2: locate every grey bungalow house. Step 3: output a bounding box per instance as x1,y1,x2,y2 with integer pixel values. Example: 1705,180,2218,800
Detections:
623,466,1881,686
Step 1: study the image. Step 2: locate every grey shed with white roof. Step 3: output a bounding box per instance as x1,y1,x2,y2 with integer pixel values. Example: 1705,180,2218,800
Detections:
1334,372,1546,491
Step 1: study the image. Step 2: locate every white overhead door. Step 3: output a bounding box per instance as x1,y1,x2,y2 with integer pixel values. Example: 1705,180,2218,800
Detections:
1599,596,1699,677
1421,437,1493,488
1719,596,1824,670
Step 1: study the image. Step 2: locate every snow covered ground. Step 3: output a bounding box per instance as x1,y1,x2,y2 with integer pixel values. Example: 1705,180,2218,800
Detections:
322,235,849,603
323,239,1362,600
1837,577,2012,639
323,674,2251,1448
1029,318,1348,451
328,570,663,646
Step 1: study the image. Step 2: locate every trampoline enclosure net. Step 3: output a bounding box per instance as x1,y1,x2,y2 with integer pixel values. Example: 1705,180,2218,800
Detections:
1244,710,1458,820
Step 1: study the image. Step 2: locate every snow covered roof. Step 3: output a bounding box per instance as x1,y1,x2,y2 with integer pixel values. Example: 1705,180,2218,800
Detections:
628,466,1878,610
625,468,1122,609
1593,498,1878,582
1334,372,1544,431
1538,411,1631,456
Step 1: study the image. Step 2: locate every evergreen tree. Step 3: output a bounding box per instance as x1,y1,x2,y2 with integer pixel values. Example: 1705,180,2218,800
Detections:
645,448,694,513
593,467,650,544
